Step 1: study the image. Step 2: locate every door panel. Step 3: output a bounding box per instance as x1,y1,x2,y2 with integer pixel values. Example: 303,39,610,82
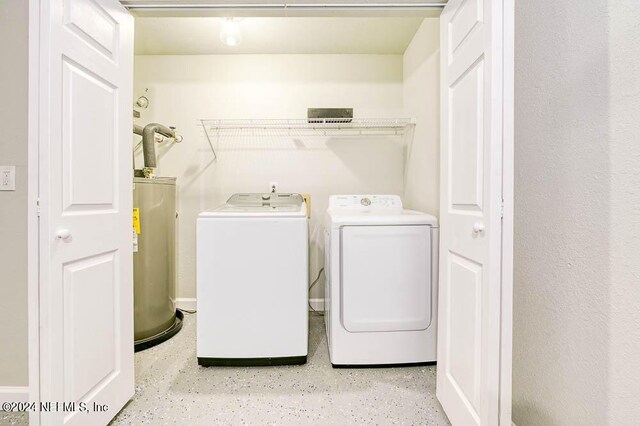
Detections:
64,0,120,59
341,226,432,333
447,253,482,416
450,58,484,211
63,252,118,403
62,59,117,211
437,0,503,424
449,0,483,56
40,0,134,424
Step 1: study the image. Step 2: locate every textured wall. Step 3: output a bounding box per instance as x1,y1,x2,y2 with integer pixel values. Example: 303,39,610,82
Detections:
403,19,440,216
0,0,29,386
513,0,640,424
607,0,640,423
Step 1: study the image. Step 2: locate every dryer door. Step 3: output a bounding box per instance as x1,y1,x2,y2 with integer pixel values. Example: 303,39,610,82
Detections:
340,225,432,332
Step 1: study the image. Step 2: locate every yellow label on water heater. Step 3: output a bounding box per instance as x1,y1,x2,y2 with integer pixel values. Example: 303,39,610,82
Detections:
133,208,141,234
303,194,311,219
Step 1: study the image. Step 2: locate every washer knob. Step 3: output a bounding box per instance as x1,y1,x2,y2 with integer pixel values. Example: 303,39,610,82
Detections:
262,194,271,201
360,197,371,206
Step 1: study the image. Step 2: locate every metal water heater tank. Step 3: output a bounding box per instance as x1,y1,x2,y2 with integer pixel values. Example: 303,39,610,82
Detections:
133,177,182,351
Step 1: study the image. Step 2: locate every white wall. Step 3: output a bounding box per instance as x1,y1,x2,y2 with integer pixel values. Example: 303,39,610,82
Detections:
402,18,439,216
513,0,640,424
608,2,640,422
0,0,29,386
134,54,406,302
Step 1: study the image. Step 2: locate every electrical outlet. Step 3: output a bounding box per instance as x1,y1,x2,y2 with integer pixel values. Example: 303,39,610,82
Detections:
269,181,278,193
0,166,15,191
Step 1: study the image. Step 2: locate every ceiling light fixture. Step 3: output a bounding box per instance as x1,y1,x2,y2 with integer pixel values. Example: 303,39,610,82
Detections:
220,18,242,47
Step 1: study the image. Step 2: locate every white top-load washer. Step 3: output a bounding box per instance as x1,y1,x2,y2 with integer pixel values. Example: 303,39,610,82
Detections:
324,195,439,366
197,193,308,366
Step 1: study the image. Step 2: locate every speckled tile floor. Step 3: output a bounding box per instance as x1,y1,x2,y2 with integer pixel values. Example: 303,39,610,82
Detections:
110,313,449,426
0,411,27,425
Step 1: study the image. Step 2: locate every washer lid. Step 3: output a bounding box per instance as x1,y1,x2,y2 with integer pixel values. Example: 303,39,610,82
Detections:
199,193,306,218
199,206,306,218
227,193,304,207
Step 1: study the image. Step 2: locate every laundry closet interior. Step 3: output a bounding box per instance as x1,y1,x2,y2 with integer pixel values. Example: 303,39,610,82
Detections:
131,10,441,314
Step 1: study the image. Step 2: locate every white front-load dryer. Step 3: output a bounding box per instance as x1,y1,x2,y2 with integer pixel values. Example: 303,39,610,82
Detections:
324,195,439,366
197,193,309,366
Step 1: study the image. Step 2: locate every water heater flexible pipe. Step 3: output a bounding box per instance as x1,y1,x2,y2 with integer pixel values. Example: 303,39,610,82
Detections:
142,123,176,168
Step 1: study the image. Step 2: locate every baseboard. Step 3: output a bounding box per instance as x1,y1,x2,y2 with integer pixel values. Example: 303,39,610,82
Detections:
309,298,325,312
177,298,325,313
0,386,29,404
176,298,196,311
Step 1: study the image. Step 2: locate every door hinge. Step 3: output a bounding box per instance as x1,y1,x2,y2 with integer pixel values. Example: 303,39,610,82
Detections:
36,198,41,217
500,199,504,219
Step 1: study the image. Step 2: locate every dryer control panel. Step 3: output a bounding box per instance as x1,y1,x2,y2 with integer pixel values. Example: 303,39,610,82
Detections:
329,195,402,211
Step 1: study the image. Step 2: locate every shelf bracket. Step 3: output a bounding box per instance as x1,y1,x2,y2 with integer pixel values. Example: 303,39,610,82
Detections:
200,120,218,161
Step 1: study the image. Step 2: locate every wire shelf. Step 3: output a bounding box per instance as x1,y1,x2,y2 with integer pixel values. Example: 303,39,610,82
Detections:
199,118,416,159
202,118,414,132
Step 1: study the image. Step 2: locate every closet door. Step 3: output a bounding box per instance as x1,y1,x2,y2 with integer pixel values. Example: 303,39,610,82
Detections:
437,0,508,424
38,0,134,424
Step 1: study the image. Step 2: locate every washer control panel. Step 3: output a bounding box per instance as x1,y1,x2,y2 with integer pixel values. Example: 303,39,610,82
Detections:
227,193,304,207
329,195,402,211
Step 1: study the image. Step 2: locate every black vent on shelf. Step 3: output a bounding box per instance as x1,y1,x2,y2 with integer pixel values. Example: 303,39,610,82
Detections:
307,108,353,124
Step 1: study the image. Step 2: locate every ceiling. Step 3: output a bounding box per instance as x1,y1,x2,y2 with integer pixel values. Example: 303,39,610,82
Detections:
134,17,426,55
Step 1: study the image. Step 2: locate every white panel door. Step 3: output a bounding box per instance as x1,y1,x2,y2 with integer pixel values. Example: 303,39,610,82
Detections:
39,0,134,424
437,0,504,424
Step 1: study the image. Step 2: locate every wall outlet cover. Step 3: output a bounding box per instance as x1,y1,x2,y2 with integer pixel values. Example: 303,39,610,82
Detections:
0,166,16,191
